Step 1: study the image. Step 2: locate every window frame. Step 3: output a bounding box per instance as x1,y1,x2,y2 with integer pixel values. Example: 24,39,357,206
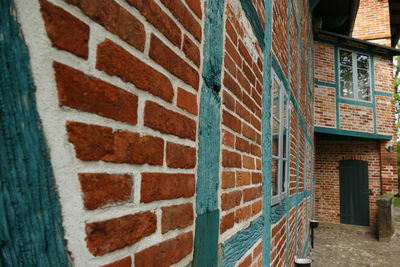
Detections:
271,70,291,206
338,48,373,103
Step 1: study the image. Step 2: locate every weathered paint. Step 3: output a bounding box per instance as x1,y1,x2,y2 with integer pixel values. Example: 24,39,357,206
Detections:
261,0,273,264
239,0,265,50
0,0,70,266
374,91,393,97
371,56,378,133
222,216,264,267
193,0,225,265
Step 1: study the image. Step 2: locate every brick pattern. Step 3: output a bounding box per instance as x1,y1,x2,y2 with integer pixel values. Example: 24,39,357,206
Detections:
314,84,336,128
315,141,381,225
374,56,394,94
270,217,287,267
339,104,374,133
37,0,202,265
272,0,288,77
314,42,335,84
219,2,264,237
237,240,263,267
352,0,391,44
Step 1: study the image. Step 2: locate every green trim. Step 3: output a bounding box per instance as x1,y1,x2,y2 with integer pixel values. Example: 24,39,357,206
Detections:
0,1,71,265
193,0,224,265
261,0,273,264
314,126,392,140
314,81,336,88
375,91,393,97
338,98,374,108
334,46,340,129
239,0,265,50
371,56,377,133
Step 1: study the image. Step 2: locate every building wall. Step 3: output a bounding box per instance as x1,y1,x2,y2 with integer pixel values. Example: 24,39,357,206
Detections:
352,0,391,46
314,141,381,225
12,0,315,266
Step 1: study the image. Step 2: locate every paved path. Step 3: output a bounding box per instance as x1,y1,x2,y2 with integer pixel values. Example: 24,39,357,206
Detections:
309,208,400,267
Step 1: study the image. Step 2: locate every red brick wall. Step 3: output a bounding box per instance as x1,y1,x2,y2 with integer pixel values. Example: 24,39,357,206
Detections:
314,141,381,225
37,0,202,265
352,0,391,46
339,104,374,132
219,1,264,240
314,84,336,128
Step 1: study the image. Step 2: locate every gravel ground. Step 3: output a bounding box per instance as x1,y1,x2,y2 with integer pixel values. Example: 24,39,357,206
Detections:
309,208,400,267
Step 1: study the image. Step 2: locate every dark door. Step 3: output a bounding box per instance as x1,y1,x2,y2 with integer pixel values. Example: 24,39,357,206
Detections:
339,160,370,226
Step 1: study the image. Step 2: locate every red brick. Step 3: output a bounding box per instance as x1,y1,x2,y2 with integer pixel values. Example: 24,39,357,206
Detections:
252,172,262,184
223,91,235,112
243,123,256,141
65,0,145,51
185,0,202,19
220,212,235,233
243,155,255,169
251,144,261,157
222,149,242,168
236,171,251,186
235,205,252,223
221,190,242,211
135,232,193,267
236,102,251,121
224,72,242,100
96,39,173,102
79,173,133,210
238,40,253,68
242,62,256,86
54,62,138,125
85,211,156,256
101,257,132,267
141,173,195,203
177,88,198,115
225,37,241,66
236,136,251,153
149,34,199,90
222,130,235,148
166,142,196,169
243,186,262,202
238,254,252,267
161,203,194,233
226,19,238,45
66,121,164,165
221,171,235,189
160,0,202,41
225,53,237,77
223,110,242,134
182,34,200,67
67,121,114,161
252,200,262,216
253,242,263,257
39,0,89,58
144,101,196,140
126,0,181,47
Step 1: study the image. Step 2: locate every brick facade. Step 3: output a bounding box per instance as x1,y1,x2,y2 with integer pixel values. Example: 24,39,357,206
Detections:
8,0,398,266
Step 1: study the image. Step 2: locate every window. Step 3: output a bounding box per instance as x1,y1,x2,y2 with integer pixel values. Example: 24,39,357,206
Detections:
339,49,371,102
271,71,290,205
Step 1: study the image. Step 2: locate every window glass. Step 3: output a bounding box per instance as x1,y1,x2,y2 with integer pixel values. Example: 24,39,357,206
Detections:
339,49,371,102
271,71,290,205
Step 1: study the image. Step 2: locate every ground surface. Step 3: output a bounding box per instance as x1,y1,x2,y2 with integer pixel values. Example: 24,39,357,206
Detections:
309,207,400,267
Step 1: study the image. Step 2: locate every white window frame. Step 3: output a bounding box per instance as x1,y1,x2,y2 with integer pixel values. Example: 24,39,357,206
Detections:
271,71,290,206
338,48,373,103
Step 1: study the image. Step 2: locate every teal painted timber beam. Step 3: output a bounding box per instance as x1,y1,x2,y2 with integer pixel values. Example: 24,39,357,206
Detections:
314,126,392,140
193,0,225,265
261,0,273,265
239,0,265,50
375,91,393,97
0,0,70,265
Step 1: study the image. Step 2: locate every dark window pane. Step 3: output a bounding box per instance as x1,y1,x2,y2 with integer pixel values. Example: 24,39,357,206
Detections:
281,160,286,193
357,54,369,70
340,50,352,66
340,65,353,82
357,69,370,101
272,119,279,156
272,159,279,196
282,129,287,158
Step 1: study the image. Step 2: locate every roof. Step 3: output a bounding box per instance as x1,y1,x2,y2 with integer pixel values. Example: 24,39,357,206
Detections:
312,0,359,36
